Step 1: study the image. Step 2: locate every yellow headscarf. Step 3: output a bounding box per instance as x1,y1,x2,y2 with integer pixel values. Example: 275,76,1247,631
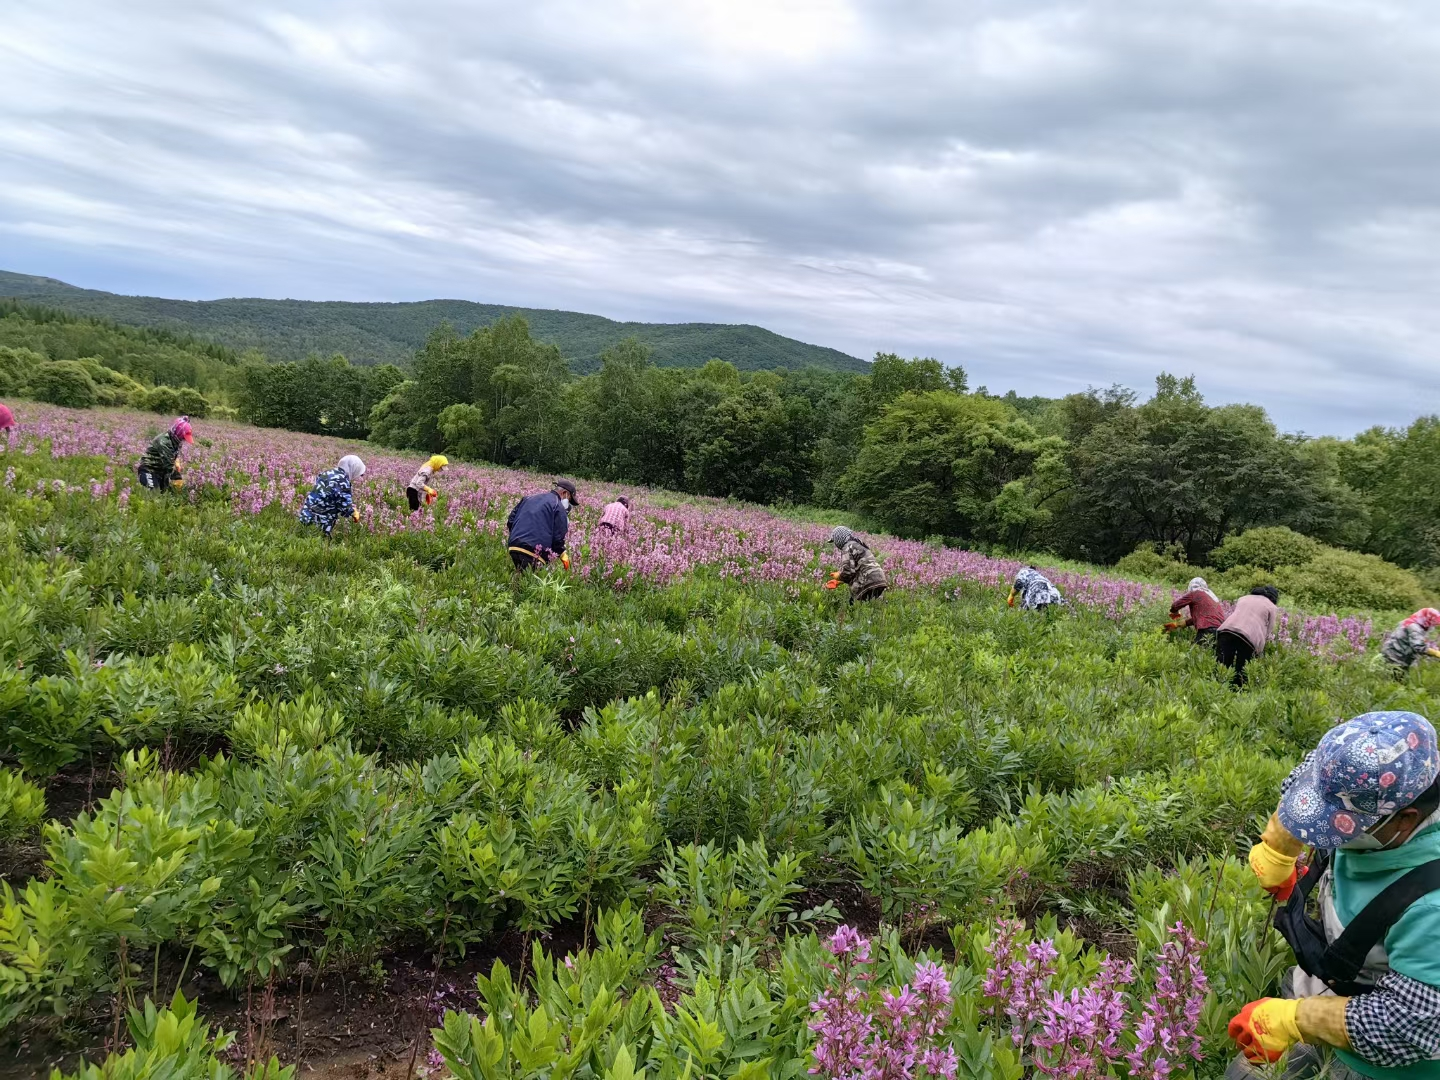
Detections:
426,455,449,472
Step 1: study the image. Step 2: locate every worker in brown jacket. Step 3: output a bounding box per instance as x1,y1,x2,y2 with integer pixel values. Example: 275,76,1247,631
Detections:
1215,585,1280,687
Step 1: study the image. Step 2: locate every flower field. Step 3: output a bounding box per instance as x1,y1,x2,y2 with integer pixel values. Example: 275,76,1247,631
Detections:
1,404,1372,651
0,403,1425,1078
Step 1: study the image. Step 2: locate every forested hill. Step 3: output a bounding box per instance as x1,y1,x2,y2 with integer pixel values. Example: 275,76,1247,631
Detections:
0,270,867,373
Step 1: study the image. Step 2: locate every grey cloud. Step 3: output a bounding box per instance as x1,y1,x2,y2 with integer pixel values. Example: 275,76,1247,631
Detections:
4,0,1440,433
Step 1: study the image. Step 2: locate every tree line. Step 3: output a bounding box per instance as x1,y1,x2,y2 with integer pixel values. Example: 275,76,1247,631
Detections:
230,315,1437,590
5,297,1435,592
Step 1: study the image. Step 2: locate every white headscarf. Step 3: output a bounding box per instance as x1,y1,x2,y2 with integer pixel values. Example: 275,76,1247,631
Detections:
1188,576,1220,602
338,455,366,483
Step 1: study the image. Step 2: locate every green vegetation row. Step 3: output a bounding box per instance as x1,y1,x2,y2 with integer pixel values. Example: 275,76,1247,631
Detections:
2,448,1436,1055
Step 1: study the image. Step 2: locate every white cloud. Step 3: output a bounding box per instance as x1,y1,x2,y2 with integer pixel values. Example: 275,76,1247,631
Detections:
3,0,1440,432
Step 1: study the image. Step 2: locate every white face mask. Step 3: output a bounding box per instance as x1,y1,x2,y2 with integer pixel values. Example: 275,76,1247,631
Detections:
560,498,571,510
1340,812,1400,852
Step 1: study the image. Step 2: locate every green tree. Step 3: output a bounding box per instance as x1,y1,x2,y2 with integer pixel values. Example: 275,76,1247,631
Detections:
685,378,816,504
1367,416,1440,569
1062,375,1318,563
839,390,1065,542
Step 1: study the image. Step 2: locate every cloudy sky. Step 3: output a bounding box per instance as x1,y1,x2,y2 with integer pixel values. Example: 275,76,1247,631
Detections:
4,0,1440,434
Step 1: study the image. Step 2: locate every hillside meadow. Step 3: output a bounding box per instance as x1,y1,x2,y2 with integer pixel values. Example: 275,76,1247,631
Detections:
0,403,1434,1079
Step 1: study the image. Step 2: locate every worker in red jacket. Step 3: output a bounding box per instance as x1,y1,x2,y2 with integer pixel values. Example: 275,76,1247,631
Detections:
1168,576,1225,644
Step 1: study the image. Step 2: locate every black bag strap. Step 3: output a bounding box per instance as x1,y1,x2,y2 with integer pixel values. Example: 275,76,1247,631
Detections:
1322,856,1440,984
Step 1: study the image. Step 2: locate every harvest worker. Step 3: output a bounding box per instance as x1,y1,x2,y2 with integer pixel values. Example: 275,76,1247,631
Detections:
597,496,631,534
137,415,193,492
1008,566,1063,611
1215,585,1280,687
406,454,448,512
1380,608,1440,678
1169,576,1225,644
1229,710,1440,1080
506,479,577,572
0,403,14,433
825,526,887,602
299,454,365,537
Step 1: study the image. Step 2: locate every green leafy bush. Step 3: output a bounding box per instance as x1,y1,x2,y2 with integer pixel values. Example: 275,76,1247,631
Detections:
1114,541,1193,585
134,383,212,419
136,384,182,415
1209,526,1322,572
75,358,146,407
0,345,44,395
46,991,292,1080
175,386,210,418
0,766,45,840
1277,548,1427,611
29,360,98,409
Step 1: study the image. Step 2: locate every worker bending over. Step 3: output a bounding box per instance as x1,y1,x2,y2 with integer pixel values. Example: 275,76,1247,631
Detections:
1232,710,1440,1080
506,479,578,571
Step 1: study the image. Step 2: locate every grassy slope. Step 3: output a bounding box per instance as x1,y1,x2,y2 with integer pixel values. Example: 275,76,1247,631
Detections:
0,270,868,373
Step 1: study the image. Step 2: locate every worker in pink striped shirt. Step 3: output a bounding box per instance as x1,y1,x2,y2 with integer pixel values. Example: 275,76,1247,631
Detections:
597,496,631,534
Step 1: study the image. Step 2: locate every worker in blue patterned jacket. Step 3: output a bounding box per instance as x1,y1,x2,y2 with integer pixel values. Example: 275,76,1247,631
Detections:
1229,711,1440,1080
299,454,365,537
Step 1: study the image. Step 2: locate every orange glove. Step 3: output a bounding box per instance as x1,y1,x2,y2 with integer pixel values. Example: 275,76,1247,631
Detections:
825,580,839,590
1007,591,1015,608
424,486,437,506
1229,999,1301,1063
561,552,571,571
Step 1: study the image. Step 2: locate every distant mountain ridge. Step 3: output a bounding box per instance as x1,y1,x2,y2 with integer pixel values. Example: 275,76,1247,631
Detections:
0,270,868,374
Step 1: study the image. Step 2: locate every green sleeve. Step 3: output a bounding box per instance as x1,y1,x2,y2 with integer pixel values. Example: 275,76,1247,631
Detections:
1384,894,1440,988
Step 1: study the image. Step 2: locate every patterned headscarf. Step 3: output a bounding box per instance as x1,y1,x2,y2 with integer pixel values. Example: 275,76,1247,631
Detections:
1403,608,1440,631
169,416,193,443
337,455,366,483
829,526,853,548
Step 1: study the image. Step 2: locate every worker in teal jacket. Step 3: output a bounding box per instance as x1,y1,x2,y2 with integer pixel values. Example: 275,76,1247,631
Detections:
1230,711,1440,1080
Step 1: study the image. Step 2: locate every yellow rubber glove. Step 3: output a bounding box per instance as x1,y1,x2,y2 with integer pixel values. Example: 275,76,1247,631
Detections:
1007,591,1016,608
1250,840,1298,891
352,508,361,522
1229,999,1302,1062
560,552,571,571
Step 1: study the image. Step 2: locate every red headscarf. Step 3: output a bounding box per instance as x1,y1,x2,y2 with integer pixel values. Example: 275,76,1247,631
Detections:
169,415,194,443
1403,608,1440,630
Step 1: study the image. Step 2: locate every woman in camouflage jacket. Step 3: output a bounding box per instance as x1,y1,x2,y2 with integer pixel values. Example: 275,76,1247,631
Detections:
827,527,888,602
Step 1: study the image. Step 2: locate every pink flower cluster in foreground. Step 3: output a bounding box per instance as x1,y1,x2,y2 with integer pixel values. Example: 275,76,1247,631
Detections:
979,919,1208,1080
0,404,1375,652
810,926,958,1080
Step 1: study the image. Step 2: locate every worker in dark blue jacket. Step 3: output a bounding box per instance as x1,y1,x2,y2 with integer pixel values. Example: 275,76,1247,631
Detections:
506,479,578,571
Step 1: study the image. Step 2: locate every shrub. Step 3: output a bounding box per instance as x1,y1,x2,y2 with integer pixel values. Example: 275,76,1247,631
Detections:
0,767,46,840
1277,549,1427,611
75,358,146,407
30,360,98,408
1209,526,1322,572
176,386,211,419
1114,542,1193,586
136,384,182,415
0,346,44,395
